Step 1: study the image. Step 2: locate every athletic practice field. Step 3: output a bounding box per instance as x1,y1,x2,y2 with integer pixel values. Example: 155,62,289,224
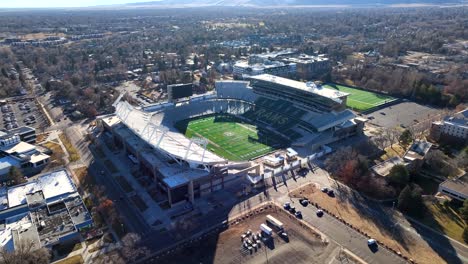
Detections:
324,83,397,111
175,114,286,161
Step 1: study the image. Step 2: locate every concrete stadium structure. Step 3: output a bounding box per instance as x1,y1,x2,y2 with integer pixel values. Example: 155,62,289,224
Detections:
98,74,364,207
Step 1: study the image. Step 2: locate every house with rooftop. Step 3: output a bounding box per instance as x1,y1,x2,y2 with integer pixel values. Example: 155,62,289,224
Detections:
0,169,92,252
403,140,433,170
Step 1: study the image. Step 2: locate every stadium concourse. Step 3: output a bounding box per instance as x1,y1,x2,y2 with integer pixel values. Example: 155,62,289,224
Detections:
97,74,365,207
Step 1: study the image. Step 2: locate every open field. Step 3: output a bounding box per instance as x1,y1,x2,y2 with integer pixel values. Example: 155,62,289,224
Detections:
176,114,286,161
154,211,341,264
291,183,447,264
324,83,397,111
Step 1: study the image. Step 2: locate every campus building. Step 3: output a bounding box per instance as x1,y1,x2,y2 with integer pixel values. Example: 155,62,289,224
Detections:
438,174,468,201
279,54,331,80
0,130,49,179
232,60,296,78
0,170,92,252
431,109,468,145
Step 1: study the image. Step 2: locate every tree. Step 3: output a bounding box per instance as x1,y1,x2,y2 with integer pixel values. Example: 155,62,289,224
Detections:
397,185,413,212
0,239,50,264
388,165,410,186
120,233,149,262
8,166,25,186
397,184,424,216
460,199,468,222
399,129,413,148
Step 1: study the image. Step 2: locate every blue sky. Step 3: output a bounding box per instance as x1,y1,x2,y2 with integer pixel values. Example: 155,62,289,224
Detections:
0,0,151,8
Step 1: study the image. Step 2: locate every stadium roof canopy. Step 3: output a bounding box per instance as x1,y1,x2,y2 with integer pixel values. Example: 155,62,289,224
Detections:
249,74,349,100
115,101,226,166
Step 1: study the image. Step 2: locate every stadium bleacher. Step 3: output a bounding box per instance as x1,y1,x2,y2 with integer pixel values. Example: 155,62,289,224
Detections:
241,97,307,140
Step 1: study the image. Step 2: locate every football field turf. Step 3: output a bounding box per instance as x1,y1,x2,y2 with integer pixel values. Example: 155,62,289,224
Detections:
175,114,285,161
324,83,397,111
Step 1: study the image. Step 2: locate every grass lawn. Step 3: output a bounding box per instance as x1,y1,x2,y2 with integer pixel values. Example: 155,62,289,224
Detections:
418,201,466,244
42,141,66,168
103,159,118,174
131,194,148,212
380,144,406,160
55,255,84,264
324,83,397,111
116,176,134,193
175,114,284,161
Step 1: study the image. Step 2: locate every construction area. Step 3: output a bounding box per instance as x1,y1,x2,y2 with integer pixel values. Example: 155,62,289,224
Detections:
153,209,357,264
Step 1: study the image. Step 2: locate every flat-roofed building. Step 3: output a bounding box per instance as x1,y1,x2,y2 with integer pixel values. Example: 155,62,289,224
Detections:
370,156,408,178
431,108,468,145
280,54,331,79
438,174,468,201
0,169,92,252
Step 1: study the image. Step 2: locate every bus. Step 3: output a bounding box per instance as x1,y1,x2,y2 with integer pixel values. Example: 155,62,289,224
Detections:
266,215,284,231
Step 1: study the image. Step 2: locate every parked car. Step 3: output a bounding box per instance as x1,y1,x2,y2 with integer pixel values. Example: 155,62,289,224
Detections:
321,187,328,193
294,211,302,218
288,206,296,213
283,202,291,210
327,189,335,197
299,199,309,206
316,209,324,217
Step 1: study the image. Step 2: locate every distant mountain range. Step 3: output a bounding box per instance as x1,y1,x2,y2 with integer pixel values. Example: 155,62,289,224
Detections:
126,0,465,7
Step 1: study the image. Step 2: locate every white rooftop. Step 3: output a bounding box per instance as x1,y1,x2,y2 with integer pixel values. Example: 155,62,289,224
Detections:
250,74,349,99
6,170,76,208
115,101,226,165
0,214,32,251
1,141,36,155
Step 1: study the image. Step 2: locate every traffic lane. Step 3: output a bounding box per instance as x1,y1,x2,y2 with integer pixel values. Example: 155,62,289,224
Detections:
89,162,149,235
299,203,407,264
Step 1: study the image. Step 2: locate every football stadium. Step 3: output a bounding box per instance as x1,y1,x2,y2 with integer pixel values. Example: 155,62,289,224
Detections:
323,83,397,111
99,74,365,207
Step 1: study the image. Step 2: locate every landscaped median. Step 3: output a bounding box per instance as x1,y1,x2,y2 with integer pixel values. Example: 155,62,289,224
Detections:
290,183,446,264
59,133,80,162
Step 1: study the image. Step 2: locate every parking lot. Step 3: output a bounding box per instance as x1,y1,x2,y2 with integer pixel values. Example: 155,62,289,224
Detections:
1,98,48,131
366,101,440,128
154,211,347,264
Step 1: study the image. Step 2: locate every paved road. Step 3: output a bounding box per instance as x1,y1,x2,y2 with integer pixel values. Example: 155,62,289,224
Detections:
296,198,407,264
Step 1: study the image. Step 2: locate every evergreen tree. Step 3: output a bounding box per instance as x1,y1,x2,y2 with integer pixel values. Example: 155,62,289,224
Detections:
388,165,410,186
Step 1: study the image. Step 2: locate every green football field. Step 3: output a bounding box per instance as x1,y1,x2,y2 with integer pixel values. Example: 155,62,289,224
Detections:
175,114,286,161
324,83,397,111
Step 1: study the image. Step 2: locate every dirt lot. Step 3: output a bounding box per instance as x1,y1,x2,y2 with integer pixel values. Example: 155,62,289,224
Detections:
291,183,446,264
155,211,347,264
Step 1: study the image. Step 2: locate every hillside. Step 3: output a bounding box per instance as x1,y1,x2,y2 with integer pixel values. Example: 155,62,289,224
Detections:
126,0,464,7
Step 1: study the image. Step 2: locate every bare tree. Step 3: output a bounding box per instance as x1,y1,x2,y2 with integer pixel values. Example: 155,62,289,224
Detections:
0,239,50,264
120,233,150,263
383,128,401,152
